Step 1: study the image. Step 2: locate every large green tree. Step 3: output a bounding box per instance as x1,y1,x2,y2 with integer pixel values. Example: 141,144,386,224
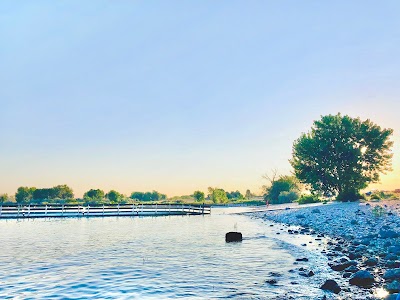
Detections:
290,113,393,201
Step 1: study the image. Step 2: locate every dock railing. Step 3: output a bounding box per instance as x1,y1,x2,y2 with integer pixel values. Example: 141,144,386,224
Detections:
0,203,211,219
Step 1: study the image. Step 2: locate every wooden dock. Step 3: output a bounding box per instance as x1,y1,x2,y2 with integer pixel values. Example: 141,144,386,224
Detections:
0,204,211,219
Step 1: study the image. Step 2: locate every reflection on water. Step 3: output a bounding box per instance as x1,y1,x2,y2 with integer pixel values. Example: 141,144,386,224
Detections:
1,208,329,299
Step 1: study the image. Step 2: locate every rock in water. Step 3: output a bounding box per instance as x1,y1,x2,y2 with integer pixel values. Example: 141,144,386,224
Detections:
225,232,242,242
320,279,341,294
349,270,375,287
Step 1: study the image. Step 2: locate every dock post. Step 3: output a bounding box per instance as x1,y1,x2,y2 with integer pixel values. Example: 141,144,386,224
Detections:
182,204,184,214
103,204,105,216
155,204,157,214
62,204,64,216
45,205,47,216
28,204,30,217
141,204,143,213
118,204,120,216
87,205,90,216
0,205,2,216
132,204,134,215
169,204,171,213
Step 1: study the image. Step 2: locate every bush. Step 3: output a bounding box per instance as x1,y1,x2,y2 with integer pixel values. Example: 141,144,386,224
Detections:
336,191,365,202
277,191,299,204
297,195,320,205
370,194,381,200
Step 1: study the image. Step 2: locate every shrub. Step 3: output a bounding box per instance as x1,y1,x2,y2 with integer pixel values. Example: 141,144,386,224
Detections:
297,194,320,205
370,194,381,200
336,191,365,202
371,205,386,217
277,191,299,204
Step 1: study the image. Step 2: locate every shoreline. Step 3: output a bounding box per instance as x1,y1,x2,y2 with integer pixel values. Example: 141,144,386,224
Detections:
247,201,400,299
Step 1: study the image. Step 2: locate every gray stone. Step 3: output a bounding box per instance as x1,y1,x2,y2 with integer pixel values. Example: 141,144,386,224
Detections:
349,270,375,287
380,229,399,239
365,257,378,266
384,269,400,281
320,279,341,294
386,280,400,293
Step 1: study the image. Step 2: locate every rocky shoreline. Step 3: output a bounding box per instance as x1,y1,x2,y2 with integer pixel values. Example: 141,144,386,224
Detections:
250,200,400,300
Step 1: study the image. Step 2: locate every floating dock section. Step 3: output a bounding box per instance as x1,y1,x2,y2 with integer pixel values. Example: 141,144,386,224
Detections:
0,204,211,219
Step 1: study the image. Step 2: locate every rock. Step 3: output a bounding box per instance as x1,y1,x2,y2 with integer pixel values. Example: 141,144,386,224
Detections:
389,246,400,255
329,257,357,271
387,261,400,268
348,252,362,260
349,270,375,287
343,272,352,278
225,232,242,242
265,279,277,285
299,270,315,277
360,238,371,246
386,280,400,293
384,269,400,281
320,279,341,294
384,293,400,300
387,254,398,261
296,257,309,262
365,257,378,266
345,265,359,273
380,229,399,239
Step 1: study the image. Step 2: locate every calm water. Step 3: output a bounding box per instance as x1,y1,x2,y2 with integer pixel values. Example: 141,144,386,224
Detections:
0,208,333,299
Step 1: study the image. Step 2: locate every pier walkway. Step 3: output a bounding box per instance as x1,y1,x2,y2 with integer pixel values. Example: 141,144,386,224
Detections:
0,204,211,219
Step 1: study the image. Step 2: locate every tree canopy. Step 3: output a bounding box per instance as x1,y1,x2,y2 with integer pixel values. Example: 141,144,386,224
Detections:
83,189,105,203
208,187,228,203
106,190,124,204
130,191,166,201
193,191,205,202
290,113,393,200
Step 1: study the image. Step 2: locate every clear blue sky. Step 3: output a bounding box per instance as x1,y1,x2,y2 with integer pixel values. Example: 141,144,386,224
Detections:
1,1,400,197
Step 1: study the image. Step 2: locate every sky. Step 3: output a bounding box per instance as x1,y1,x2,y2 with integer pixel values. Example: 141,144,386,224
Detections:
1,1,400,197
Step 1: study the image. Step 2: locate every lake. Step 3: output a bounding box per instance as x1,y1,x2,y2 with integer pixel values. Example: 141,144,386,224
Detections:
0,207,333,299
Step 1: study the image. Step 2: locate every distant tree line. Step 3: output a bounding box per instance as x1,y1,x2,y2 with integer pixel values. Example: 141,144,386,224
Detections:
130,191,167,202
2,186,256,206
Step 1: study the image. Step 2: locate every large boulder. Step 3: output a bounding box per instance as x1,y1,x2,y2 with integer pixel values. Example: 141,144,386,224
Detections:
349,270,375,287
225,232,242,242
320,279,341,294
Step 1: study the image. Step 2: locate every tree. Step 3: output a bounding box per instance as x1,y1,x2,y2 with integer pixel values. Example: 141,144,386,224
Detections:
130,192,144,201
83,189,105,203
106,190,123,204
0,194,8,204
193,191,205,202
245,189,252,200
264,175,300,204
226,190,244,200
291,113,393,201
53,185,74,199
15,187,36,204
209,188,228,204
